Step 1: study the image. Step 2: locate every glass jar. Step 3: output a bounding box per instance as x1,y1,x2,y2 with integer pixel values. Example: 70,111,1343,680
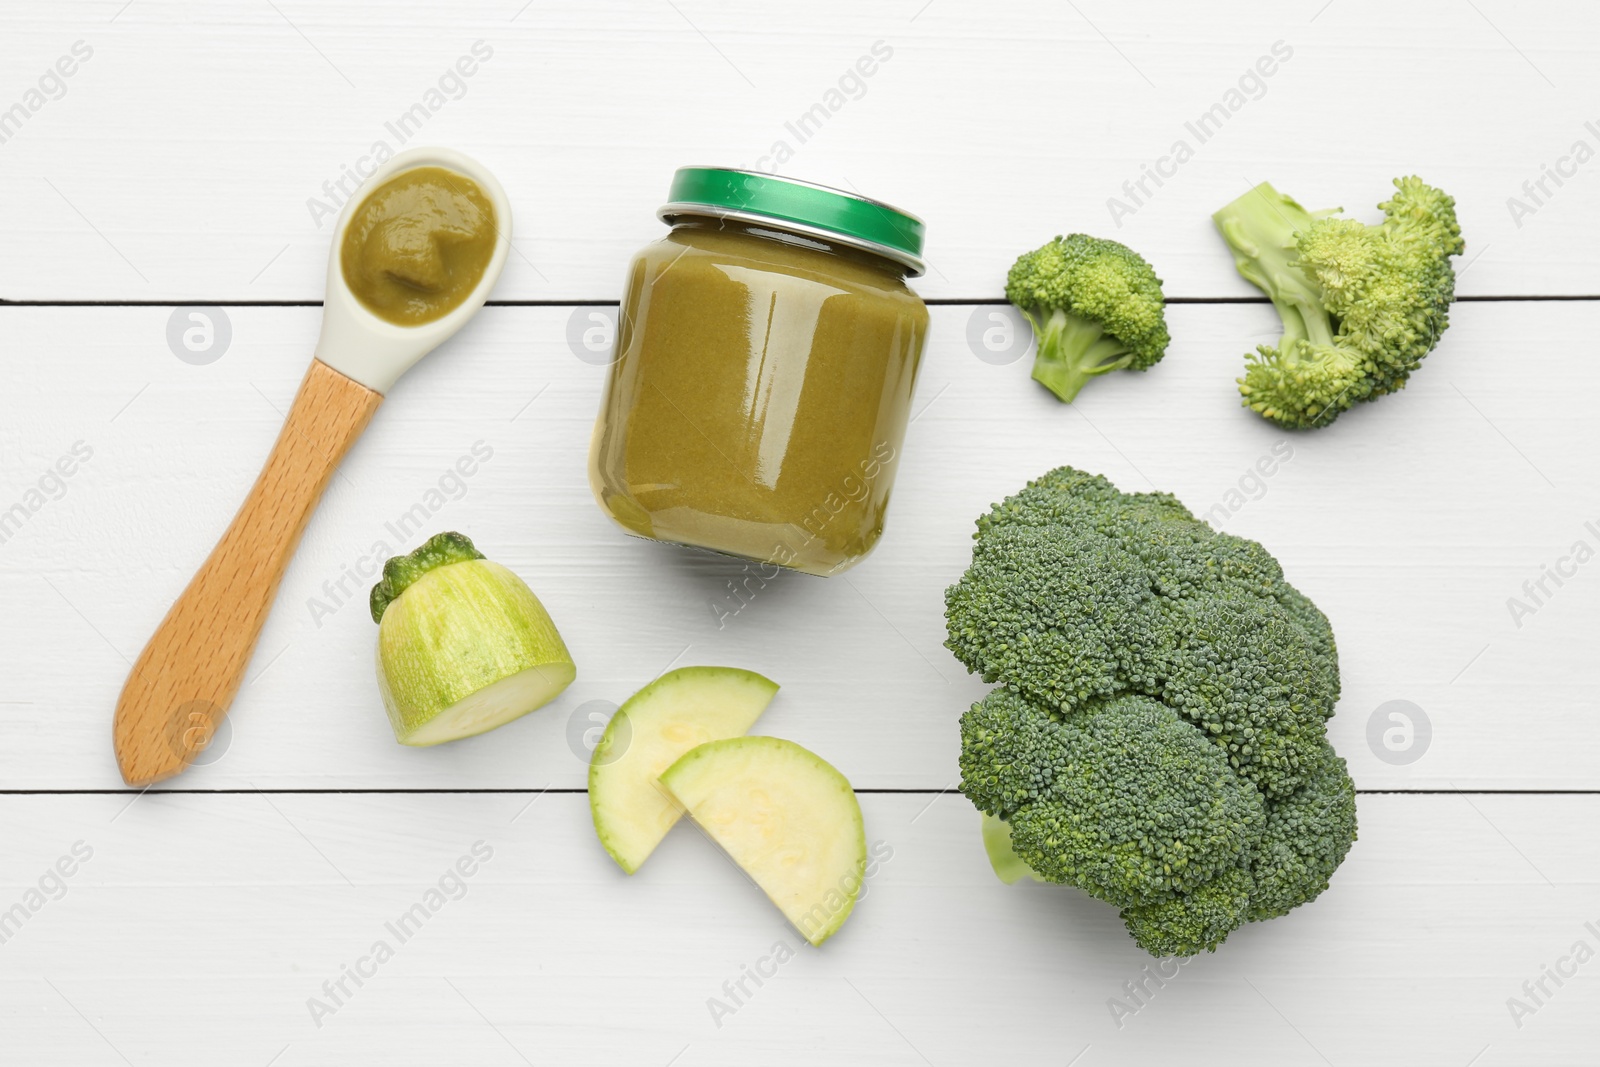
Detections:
588,168,930,576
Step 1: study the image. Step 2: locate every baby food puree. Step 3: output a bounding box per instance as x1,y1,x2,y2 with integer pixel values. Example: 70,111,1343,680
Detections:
341,165,497,326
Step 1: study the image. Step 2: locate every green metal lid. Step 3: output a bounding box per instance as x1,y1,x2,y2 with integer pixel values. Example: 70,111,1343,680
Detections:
659,167,926,276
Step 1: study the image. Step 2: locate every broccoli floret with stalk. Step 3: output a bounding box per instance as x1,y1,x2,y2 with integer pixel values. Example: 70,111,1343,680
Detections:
1213,177,1464,429
947,466,1359,956
1004,235,1170,403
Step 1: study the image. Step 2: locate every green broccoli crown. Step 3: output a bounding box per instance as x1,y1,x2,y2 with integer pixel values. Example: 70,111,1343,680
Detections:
947,466,1337,796
948,467,1358,956
1214,177,1463,429
1004,234,1170,403
369,531,485,622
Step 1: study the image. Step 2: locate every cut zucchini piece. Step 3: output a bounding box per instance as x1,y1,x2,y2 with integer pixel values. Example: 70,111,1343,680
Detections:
589,666,777,874
374,547,575,747
661,736,866,947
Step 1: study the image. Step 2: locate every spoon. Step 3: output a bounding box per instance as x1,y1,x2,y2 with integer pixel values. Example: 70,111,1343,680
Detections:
112,146,513,786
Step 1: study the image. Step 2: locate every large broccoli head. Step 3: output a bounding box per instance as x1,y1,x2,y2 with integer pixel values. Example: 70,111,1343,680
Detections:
947,467,1358,956
1213,176,1463,429
1004,234,1170,404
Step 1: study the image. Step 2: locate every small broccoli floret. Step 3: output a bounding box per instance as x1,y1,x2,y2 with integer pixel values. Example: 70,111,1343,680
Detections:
963,691,1265,908
1246,742,1358,921
1120,865,1254,957
944,524,1159,712
949,466,1358,956
958,686,1064,819
1214,177,1463,429
1161,598,1336,798
1005,234,1170,403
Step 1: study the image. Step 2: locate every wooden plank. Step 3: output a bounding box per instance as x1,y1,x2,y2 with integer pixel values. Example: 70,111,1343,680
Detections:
1,0,1597,301
0,792,1591,1064
0,301,1592,790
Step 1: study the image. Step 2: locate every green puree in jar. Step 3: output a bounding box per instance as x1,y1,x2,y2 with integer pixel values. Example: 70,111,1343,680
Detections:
341,166,497,326
589,218,929,576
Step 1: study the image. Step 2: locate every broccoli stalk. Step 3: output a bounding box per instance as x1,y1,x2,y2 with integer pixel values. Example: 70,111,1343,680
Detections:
980,814,1040,886
1212,184,1338,353
1005,235,1171,404
1020,307,1143,402
1214,177,1464,429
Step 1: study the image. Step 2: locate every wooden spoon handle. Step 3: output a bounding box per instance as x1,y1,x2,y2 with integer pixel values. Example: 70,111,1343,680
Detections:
113,359,383,785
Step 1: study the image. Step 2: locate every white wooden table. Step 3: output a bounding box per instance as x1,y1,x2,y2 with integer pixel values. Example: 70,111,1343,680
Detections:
3,1,1597,1062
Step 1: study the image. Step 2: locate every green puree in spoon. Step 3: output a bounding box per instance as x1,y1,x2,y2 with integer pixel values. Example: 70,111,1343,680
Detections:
340,166,498,326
